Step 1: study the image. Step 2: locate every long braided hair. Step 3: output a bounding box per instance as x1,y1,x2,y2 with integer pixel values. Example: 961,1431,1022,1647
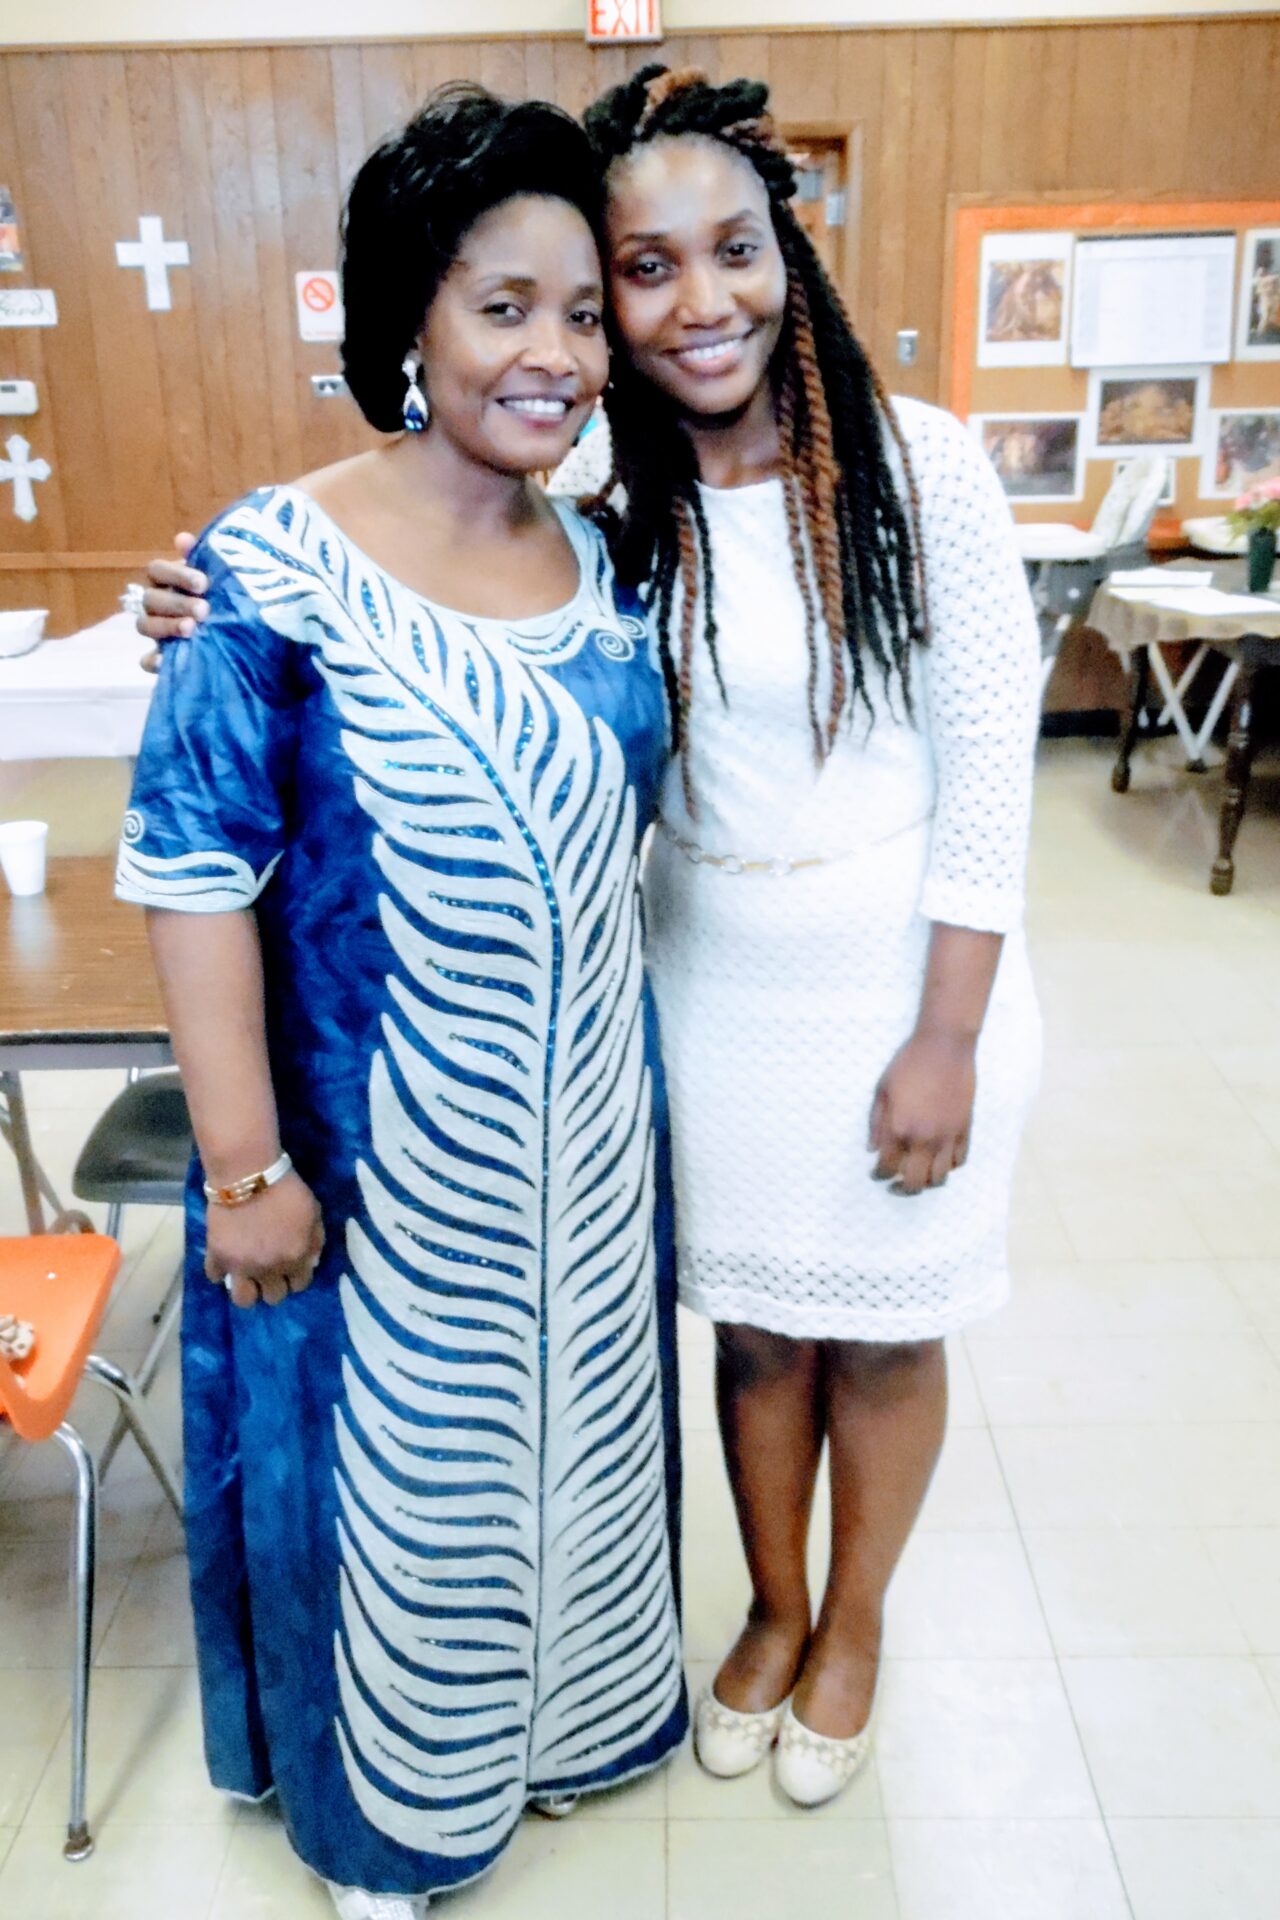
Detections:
582,65,928,783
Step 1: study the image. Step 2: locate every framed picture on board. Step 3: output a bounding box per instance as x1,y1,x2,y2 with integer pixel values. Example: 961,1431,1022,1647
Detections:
1236,229,1280,361
1201,409,1280,499
1070,233,1234,366
970,414,1083,502
977,231,1073,368
1087,366,1208,457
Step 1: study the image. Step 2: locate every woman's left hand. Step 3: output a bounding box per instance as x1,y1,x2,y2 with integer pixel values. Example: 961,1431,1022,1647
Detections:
868,1029,977,1196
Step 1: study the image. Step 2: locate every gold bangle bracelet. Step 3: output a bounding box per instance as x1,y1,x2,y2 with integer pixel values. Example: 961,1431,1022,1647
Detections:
203,1151,293,1209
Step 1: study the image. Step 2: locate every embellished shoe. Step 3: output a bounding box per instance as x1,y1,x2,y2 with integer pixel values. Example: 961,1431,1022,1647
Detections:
530,1791,579,1820
693,1684,789,1779
327,1884,429,1919
773,1699,875,1808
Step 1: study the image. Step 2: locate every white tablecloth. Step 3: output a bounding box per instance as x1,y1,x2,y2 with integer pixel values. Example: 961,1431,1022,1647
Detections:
0,612,154,761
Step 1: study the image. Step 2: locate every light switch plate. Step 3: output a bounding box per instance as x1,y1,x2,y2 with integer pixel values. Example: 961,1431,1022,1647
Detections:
896,330,919,367
0,378,37,414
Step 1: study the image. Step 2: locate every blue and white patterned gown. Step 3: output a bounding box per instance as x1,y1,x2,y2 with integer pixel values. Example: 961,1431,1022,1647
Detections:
115,487,687,1899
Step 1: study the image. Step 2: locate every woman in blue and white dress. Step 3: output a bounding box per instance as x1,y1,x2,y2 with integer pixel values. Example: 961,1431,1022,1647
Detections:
116,89,684,1918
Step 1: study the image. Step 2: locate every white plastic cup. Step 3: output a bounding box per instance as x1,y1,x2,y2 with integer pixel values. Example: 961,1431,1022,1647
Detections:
0,819,49,897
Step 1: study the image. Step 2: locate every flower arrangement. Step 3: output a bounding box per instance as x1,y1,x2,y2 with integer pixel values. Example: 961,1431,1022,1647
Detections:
1228,475,1280,537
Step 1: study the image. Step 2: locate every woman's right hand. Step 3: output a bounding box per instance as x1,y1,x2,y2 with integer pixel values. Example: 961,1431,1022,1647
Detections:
138,531,210,669
203,1170,325,1310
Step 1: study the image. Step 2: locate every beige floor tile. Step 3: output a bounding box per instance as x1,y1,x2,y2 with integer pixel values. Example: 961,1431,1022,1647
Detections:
668,1816,899,1920
944,1338,985,1428
1218,1258,1280,1331
1044,1166,1212,1263
1029,1081,1274,1172
97,1214,184,1352
668,1662,882,1821
676,1305,716,1433
1178,1169,1280,1260
884,1532,1050,1659
1162,1424,1280,1528
26,1667,232,1831
1109,1818,1280,1920
1202,1528,1280,1654
916,1429,1015,1532
0,1530,137,1669
680,1428,749,1664
888,1817,1128,1920
873,1660,1097,1820
0,1820,230,1920
1210,1039,1280,1085
1023,1528,1247,1657
446,1816,665,1919
1062,1655,1280,1817
1038,1042,1225,1095
95,1505,196,1668
994,1425,1193,1530
0,1668,70,1825
969,1333,1280,1426
1260,1657,1280,1713
208,1816,332,1919
971,1259,1251,1341
1006,1187,1075,1264
573,1758,669,1821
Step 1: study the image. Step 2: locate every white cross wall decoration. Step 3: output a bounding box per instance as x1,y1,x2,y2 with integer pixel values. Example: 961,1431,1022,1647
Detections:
0,434,51,522
115,216,190,312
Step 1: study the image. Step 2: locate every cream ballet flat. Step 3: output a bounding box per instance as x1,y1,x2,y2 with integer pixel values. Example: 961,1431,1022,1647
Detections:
693,1684,790,1779
773,1699,875,1808
327,1884,429,1919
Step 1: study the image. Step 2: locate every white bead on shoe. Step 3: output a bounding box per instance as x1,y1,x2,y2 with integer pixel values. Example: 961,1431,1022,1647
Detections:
693,1684,789,1779
773,1699,875,1808
327,1883,429,1919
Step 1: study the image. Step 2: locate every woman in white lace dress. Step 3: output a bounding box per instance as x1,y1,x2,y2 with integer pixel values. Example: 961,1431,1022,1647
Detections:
580,67,1041,1805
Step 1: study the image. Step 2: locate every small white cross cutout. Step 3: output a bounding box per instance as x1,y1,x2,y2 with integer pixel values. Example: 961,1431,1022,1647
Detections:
0,434,51,522
115,216,190,312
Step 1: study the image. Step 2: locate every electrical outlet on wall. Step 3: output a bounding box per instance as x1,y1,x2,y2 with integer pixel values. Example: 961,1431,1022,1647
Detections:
0,379,37,415
896,331,919,367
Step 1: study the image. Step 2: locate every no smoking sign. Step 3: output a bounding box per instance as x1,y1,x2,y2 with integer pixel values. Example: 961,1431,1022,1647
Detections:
295,269,344,342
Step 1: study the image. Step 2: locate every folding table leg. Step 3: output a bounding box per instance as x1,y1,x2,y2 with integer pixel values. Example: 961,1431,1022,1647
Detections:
0,1071,96,1235
1112,645,1152,793
1211,664,1257,896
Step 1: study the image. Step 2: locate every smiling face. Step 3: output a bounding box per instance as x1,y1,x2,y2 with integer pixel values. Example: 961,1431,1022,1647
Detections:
605,136,788,421
418,193,609,475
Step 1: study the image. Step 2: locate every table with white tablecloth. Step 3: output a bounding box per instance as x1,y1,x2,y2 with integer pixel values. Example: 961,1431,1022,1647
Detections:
0,612,154,762
1087,558,1280,894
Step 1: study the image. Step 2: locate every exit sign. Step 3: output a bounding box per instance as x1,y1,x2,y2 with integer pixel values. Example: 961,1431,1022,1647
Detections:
586,0,663,42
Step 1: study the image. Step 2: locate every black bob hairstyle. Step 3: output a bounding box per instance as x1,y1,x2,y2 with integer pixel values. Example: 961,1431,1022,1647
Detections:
340,83,605,433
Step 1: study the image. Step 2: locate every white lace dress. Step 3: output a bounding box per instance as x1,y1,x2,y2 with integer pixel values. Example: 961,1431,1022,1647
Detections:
643,398,1042,1342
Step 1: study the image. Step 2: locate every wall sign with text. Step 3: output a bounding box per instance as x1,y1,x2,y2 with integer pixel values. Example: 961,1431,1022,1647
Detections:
586,0,663,43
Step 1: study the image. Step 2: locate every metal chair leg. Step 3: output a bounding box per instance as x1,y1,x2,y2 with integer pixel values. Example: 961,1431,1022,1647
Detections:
83,1354,183,1520
149,1259,183,1334
98,1266,182,1482
53,1423,98,1863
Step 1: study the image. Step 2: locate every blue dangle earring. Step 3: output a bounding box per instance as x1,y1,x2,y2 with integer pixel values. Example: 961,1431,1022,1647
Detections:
401,352,429,433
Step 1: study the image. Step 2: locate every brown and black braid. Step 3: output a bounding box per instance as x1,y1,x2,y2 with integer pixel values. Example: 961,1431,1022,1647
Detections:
582,63,928,773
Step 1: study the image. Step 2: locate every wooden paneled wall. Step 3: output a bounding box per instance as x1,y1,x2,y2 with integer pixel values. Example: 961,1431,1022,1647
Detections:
2,18,1279,632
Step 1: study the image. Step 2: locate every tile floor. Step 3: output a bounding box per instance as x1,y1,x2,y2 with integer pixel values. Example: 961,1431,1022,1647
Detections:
1,734,1278,1918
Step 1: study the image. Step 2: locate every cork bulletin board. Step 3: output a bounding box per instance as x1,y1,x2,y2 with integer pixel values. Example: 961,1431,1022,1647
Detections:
945,197,1280,527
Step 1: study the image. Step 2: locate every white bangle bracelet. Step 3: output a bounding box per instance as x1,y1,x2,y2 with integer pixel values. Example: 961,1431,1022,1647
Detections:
204,1150,293,1208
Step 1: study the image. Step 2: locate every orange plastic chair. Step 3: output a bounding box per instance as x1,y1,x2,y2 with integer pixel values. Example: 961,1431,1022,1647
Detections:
0,1234,183,1862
